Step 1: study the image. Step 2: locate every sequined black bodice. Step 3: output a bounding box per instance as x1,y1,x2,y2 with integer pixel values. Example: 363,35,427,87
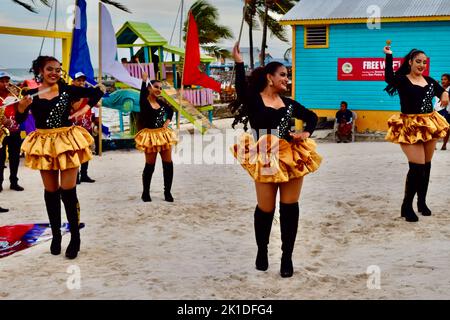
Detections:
234,62,318,141
18,83,103,129
385,54,445,114
138,81,174,130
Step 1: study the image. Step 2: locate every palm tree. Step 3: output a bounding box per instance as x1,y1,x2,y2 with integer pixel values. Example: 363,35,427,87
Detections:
12,0,130,13
185,0,234,60
244,0,298,68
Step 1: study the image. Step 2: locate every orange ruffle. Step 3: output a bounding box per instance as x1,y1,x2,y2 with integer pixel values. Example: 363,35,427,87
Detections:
386,111,449,144
231,133,322,183
21,126,93,171
134,127,178,153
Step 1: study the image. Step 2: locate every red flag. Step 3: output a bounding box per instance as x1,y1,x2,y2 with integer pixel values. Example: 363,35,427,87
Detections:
183,11,221,92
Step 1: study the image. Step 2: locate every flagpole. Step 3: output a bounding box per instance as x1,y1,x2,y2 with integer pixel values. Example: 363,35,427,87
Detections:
178,10,189,130
98,1,103,156
229,3,246,92
53,0,57,56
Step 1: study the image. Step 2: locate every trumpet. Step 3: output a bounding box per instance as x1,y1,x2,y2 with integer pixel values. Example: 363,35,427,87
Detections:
0,82,27,147
6,82,29,101
0,98,10,148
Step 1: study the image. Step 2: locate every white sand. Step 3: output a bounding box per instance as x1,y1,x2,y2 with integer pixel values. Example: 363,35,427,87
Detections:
1,124,450,300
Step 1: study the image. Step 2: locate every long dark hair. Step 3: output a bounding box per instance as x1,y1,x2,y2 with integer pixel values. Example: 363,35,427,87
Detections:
230,61,286,130
384,48,425,96
147,79,161,89
249,61,285,93
30,56,65,84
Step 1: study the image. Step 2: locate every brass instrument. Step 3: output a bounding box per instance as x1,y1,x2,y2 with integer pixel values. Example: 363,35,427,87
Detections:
6,82,23,98
0,99,10,148
0,82,24,147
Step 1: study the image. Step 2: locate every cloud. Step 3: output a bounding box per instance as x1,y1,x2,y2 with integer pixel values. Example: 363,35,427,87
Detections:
0,0,290,67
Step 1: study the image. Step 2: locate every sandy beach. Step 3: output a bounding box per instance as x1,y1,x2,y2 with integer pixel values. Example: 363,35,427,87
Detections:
1,124,450,300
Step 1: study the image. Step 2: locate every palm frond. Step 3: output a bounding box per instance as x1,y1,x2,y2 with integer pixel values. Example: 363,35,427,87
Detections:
11,0,38,13
38,0,51,7
100,0,131,13
283,47,292,61
257,7,288,43
185,0,234,45
202,45,231,60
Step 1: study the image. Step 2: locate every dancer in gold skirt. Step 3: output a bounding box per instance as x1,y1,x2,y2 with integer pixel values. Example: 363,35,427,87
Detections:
135,72,177,202
384,45,449,222
231,43,322,278
17,56,104,258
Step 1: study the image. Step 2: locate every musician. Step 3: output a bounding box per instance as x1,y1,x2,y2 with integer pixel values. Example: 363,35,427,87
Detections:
0,71,24,192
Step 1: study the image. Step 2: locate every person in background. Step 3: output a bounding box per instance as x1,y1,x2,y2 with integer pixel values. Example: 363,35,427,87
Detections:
335,101,353,143
434,73,450,150
71,72,95,184
0,71,24,192
135,72,176,203
384,46,449,222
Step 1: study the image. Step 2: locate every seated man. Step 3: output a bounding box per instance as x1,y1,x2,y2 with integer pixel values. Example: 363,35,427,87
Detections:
335,101,353,143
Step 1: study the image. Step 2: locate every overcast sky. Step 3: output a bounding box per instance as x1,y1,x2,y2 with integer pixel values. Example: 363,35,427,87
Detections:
0,0,292,68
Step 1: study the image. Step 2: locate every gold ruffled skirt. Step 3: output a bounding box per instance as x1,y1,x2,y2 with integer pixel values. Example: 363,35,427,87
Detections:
231,133,322,183
386,111,449,144
21,126,93,171
134,127,178,153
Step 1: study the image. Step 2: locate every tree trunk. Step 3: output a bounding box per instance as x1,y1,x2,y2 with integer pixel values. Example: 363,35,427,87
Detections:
260,2,269,67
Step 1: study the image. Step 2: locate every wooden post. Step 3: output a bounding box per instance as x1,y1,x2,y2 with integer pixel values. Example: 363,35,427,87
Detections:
98,2,103,156
178,66,184,130
158,46,164,80
172,53,177,88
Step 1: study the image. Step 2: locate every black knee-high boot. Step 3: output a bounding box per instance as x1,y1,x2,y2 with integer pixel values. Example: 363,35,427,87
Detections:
44,189,61,255
401,162,423,222
254,206,275,271
141,163,155,202
61,187,81,259
417,162,431,216
279,202,299,278
80,161,95,183
162,161,174,202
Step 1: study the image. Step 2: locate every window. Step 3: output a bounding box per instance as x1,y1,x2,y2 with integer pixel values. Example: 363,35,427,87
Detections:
304,25,329,48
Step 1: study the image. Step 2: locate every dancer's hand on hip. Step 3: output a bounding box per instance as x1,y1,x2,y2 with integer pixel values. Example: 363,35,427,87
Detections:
440,91,449,107
290,131,310,141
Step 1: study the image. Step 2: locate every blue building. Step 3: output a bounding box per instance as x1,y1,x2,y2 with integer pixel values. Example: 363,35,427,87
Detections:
281,0,450,131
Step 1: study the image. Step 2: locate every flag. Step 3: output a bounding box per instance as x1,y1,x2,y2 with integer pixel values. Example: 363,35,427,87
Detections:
0,223,85,258
183,11,221,92
100,4,141,89
69,0,95,84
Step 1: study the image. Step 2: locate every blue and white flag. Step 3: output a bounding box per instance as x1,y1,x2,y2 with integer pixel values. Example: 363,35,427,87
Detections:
69,0,95,84
101,3,141,89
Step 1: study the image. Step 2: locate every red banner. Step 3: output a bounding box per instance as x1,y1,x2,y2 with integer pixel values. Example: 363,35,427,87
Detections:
183,11,221,92
337,58,430,81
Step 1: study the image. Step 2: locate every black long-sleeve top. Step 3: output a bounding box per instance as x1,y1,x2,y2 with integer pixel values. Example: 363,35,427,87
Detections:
385,54,445,114
17,82,103,129
138,81,174,130
235,62,318,141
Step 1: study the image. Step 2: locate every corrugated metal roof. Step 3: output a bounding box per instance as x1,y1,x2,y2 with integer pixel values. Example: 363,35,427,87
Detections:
281,0,450,21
